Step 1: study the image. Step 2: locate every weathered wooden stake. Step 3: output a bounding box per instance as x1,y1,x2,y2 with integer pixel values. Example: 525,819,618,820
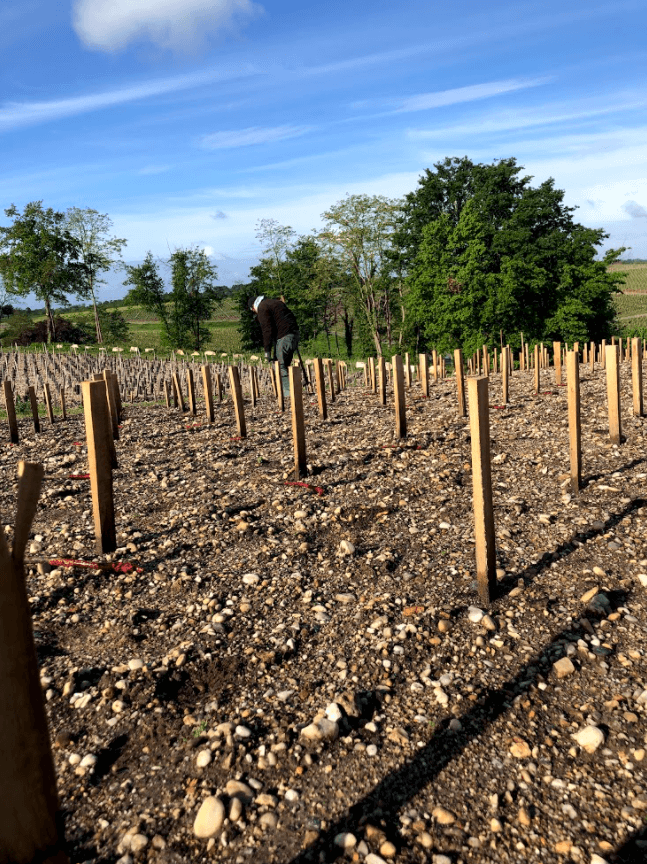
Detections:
28,386,40,433
567,351,581,494
632,337,643,417
502,346,509,404
605,344,622,445
419,353,429,397
289,366,307,478
43,383,55,424
82,380,116,554
103,371,119,441
186,369,197,415
432,349,438,382
467,377,496,604
378,356,387,405
454,349,466,417
202,365,215,423
404,352,411,388
59,387,66,421
215,372,223,403
314,357,327,420
325,359,336,402
601,339,607,369
368,356,377,394
0,461,69,864
482,345,489,379
4,380,19,444
274,361,285,412
228,366,247,438
164,380,171,409
534,345,540,394
553,341,562,385
172,373,185,411
392,354,407,439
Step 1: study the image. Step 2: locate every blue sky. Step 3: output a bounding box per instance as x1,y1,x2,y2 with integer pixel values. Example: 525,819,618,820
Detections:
1,0,646,298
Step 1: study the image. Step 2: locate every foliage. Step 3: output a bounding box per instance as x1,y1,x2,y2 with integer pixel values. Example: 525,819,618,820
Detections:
405,159,625,354
123,247,222,350
65,207,127,343
234,283,262,350
0,201,89,341
1,313,92,346
78,307,129,343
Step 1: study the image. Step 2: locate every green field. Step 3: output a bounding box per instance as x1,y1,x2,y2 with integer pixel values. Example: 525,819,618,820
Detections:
612,263,647,329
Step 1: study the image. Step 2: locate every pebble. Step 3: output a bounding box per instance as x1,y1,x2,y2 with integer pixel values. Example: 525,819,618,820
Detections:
259,811,278,830
68,754,81,766
242,573,260,585
225,780,253,802
194,796,225,838
418,832,433,848
482,614,496,631
128,659,143,671
325,703,343,723
490,818,503,832
590,856,610,864
79,754,97,769
300,718,339,742
573,725,604,754
432,856,452,864
229,797,243,821
467,606,484,623
510,738,532,759
129,835,148,855
285,789,299,802
196,750,212,768
437,619,452,633
432,806,455,825
334,832,356,849
365,855,388,864
553,657,575,678
366,744,378,756
380,841,396,857
581,587,599,603
339,540,355,555
235,725,252,738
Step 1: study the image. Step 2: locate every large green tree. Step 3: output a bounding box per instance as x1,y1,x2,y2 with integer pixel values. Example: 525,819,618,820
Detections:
0,202,89,342
65,207,127,343
124,248,221,351
405,159,625,354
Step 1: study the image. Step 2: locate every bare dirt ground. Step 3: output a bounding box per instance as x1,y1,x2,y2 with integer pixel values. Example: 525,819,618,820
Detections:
4,361,647,864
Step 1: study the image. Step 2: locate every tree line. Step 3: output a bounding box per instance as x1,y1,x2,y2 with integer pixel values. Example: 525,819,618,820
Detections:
237,156,626,358
0,156,627,354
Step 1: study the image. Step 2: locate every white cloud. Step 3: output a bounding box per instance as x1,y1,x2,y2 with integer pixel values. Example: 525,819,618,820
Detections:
0,67,252,132
72,0,261,52
199,125,311,149
202,245,215,255
396,77,550,113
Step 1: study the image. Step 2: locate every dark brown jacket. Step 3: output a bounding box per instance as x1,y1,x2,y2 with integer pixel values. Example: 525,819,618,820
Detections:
256,298,298,352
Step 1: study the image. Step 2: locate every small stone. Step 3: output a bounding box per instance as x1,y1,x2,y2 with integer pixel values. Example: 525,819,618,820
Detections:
285,789,299,802
510,738,531,758
196,750,212,768
553,657,575,678
80,754,97,769
573,725,604,753
366,744,378,756
194,797,225,838
128,659,144,671
339,540,355,555
226,780,254,802
112,700,126,713
235,725,252,738
518,807,531,826
418,832,433,849
68,754,81,766
490,818,503,833
256,793,278,807
325,702,343,722
555,840,572,854
229,797,243,822
432,806,455,825
334,833,356,849
55,730,73,749
592,566,606,577
380,841,396,857
259,811,278,830
365,855,388,864
129,835,148,855
437,619,452,633
432,856,452,864
242,573,260,585
467,606,484,623
301,718,339,742
482,614,496,631
590,856,610,864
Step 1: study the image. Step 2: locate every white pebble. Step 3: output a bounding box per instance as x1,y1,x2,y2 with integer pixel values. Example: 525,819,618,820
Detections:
196,750,212,768
194,797,225,838
573,725,604,754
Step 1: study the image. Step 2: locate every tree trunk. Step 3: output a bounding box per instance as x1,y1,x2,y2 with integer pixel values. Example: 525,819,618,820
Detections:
93,296,103,344
44,298,55,343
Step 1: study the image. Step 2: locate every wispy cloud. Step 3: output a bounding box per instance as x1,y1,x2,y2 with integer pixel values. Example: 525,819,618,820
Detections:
199,125,311,149
72,0,262,53
395,76,551,114
623,201,647,218
0,67,255,132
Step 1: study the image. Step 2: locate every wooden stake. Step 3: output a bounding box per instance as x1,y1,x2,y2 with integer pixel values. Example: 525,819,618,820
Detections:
534,345,540,394
392,354,407,439
0,461,68,864
215,372,223,403
432,349,438,382
404,352,411,388
605,344,622,445
632,337,643,417
502,345,509,404
289,366,307,478
274,361,284,412
553,341,562,385
467,377,496,604
164,380,171,409
567,351,581,494
82,380,116,554
103,371,119,441
601,339,607,369
482,345,489,379
59,387,66,421
368,357,377,394
202,365,215,423
28,386,40,434
454,349,466,417
378,356,387,405
314,358,328,420
419,353,429,397
186,369,196,415
43,383,54,424
172,372,186,411
228,366,247,438
325,359,336,402
4,380,19,444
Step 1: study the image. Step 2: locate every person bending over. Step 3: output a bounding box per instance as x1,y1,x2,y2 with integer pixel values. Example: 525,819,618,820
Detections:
248,295,299,399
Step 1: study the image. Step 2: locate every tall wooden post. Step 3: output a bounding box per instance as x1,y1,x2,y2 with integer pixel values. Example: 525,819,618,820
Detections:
228,366,247,438
289,366,307,478
4,380,19,444
553,341,562,385
172,372,185,411
82,380,116,554
454,349,466,418
601,339,607,369
404,352,411,388
419,353,429,397
248,366,256,408
567,351,581,494
590,341,595,372
28,386,40,434
186,369,197,415
378,356,387,405
502,346,509,404
432,349,438,382
314,357,327,420
59,387,66,421
482,345,489,379
325,359,336,402
163,380,171,409
467,377,496,604
605,344,622,445
215,371,223,403
43,384,54,424
0,461,68,864
103,371,119,441
202,365,215,423
392,355,407,439
632,337,643,417
274,361,284,412
368,357,377,394
534,345,540,394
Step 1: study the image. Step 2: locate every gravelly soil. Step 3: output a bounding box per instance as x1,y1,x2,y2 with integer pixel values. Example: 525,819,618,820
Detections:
4,360,647,864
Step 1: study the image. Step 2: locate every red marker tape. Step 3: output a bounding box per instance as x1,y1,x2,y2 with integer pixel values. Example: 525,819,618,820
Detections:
68,474,90,479
48,558,144,574
284,481,325,496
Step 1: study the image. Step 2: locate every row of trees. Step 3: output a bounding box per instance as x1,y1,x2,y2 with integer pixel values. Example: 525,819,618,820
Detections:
238,157,625,357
